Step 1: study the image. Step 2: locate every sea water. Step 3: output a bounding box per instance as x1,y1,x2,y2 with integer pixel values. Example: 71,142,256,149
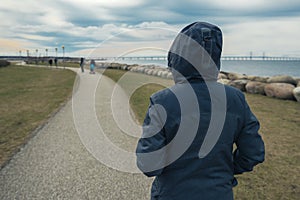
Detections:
112,59,300,78
221,60,300,77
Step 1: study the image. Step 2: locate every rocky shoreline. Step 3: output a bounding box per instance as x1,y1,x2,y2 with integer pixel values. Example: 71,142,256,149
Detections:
98,62,300,102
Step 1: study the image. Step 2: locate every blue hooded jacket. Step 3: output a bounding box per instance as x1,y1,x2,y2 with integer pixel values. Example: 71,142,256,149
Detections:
136,22,265,200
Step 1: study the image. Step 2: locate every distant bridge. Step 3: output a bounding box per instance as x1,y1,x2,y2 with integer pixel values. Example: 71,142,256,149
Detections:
222,56,300,61
97,56,300,61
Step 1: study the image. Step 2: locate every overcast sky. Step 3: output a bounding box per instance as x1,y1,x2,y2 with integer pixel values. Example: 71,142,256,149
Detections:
1,0,300,57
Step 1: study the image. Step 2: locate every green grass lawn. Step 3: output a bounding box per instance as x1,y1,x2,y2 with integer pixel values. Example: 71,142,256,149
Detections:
102,69,300,200
102,68,129,83
0,65,76,167
130,83,165,123
30,61,80,68
57,61,80,68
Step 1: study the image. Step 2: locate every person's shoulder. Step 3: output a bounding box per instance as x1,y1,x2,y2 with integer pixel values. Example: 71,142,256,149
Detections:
223,84,244,95
151,87,174,102
222,84,246,102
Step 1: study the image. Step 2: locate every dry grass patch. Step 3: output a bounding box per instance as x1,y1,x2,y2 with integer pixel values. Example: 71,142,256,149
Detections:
0,65,76,166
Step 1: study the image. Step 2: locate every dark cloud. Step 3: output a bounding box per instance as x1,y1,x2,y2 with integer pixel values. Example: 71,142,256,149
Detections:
1,0,300,56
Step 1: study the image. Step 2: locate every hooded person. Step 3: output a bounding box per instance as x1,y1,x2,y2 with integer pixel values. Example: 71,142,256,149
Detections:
136,22,265,200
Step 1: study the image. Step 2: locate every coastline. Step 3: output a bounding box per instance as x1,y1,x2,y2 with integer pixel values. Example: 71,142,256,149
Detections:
100,59,300,77
98,62,300,102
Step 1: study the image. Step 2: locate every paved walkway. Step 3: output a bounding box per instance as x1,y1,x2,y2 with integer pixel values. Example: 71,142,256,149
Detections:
0,66,154,199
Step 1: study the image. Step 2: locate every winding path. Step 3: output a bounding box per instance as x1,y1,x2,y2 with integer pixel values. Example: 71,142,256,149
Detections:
0,66,154,199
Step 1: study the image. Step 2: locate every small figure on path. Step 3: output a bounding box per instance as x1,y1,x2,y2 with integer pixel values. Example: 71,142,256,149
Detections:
80,57,84,72
48,59,53,67
89,59,96,74
54,58,58,68
136,22,265,200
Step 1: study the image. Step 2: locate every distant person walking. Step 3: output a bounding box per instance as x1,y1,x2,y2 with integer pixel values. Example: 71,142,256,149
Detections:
48,59,53,67
80,57,85,72
54,58,58,68
90,59,96,74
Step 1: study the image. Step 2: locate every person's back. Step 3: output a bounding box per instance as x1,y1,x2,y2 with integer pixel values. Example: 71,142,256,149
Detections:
54,58,58,68
80,57,85,72
90,59,95,74
136,22,265,200
49,59,53,66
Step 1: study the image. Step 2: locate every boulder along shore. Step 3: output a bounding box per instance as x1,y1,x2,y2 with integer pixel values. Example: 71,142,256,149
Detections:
98,62,300,102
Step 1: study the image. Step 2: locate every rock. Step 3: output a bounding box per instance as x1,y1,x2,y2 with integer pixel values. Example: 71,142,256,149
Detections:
295,78,300,87
161,71,169,78
228,80,249,91
293,87,300,102
267,75,297,86
167,72,173,79
152,70,159,76
121,65,128,70
220,71,229,76
264,83,295,100
157,71,163,77
144,69,150,75
98,63,104,68
137,67,144,73
102,63,110,68
146,69,153,75
111,63,122,69
247,75,268,83
130,67,137,72
217,79,231,85
218,73,227,79
245,81,267,95
228,72,247,80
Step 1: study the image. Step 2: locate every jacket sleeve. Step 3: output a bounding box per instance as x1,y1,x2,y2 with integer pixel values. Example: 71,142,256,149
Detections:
136,97,167,177
233,97,265,175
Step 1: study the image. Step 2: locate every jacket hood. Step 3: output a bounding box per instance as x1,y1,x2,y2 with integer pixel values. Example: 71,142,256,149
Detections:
168,22,223,83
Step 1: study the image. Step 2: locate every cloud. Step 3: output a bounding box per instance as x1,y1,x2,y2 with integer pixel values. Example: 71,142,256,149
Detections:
222,16,300,56
0,0,300,56
62,0,143,9
73,40,172,57
0,38,39,54
16,34,55,42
